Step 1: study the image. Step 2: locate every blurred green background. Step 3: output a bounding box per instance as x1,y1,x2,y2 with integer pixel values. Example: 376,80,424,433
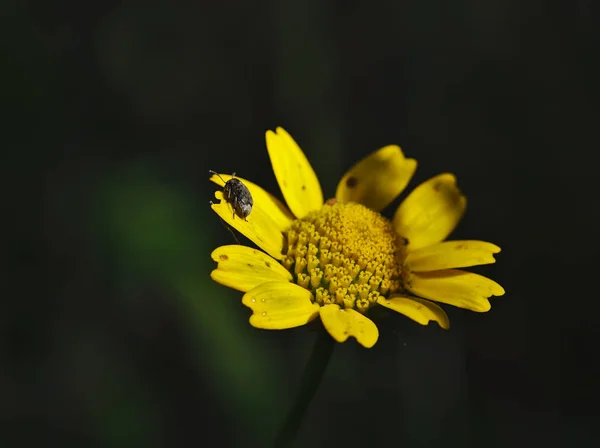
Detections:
4,0,599,447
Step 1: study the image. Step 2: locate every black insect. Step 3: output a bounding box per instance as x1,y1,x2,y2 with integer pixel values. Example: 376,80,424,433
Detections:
209,170,254,220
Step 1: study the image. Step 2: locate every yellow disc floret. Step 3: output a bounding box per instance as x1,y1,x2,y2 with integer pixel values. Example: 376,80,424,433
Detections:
282,201,403,313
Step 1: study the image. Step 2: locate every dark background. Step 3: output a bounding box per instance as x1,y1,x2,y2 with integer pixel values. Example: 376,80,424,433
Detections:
4,0,599,447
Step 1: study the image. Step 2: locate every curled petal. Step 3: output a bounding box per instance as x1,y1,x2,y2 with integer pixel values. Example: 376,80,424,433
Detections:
319,304,379,348
406,269,505,312
210,245,292,292
378,294,450,329
335,145,417,211
242,282,320,329
209,173,294,232
211,191,284,260
393,173,466,250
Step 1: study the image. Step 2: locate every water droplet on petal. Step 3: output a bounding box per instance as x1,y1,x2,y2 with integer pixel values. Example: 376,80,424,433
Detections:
261,312,266,316
251,298,256,303
261,298,266,302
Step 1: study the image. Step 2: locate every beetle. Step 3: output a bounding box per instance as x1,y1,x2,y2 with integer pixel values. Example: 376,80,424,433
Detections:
209,170,254,220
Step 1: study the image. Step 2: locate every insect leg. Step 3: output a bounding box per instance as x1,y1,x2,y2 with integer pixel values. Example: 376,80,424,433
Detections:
210,201,240,245
208,170,227,184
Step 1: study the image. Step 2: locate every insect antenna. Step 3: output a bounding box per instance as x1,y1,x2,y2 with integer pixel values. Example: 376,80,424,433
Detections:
208,170,227,184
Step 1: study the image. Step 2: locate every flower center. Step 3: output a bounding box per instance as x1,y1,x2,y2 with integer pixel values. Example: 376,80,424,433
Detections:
281,201,403,313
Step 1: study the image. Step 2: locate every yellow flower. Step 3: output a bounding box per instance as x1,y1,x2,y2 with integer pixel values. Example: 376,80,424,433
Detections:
209,127,504,348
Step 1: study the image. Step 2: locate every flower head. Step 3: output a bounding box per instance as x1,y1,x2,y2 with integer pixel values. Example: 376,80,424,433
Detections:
210,127,504,348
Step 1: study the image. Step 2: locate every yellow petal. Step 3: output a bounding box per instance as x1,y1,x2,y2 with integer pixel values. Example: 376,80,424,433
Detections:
393,173,467,251
210,245,293,293
405,240,501,272
242,282,320,329
377,294,450,329
335,145,417,211
406,269,505,312
211,191,284,260
319,304,379,348
265,127,323,218
209,173,294,232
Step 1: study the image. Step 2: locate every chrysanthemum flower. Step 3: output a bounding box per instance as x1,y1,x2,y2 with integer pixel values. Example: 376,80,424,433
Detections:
209,127,504,348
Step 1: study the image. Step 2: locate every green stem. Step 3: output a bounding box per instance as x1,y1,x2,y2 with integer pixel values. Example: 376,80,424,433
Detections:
272,327,335,448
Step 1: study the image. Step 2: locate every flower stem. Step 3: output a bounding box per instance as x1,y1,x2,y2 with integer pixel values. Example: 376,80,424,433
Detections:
272,327,335,448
